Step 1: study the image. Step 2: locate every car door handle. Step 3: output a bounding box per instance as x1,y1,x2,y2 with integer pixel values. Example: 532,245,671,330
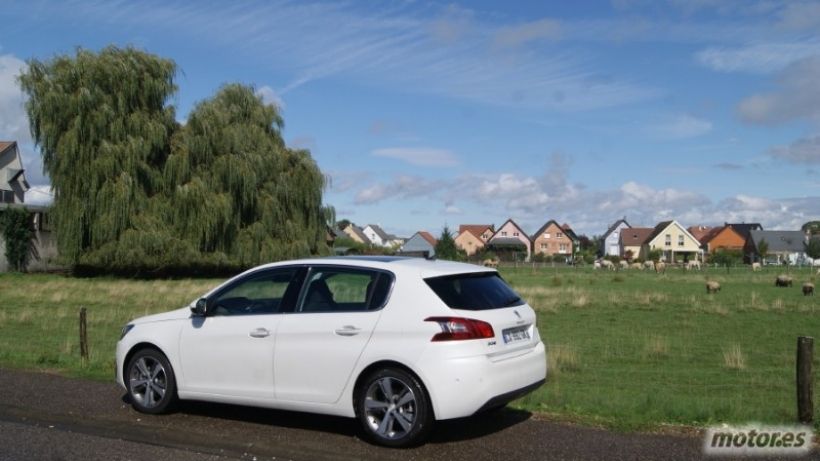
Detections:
334,325,361,336
249,328,270,338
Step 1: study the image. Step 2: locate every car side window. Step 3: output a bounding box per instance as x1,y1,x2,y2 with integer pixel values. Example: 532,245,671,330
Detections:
211,268,300,316
299,268,392,313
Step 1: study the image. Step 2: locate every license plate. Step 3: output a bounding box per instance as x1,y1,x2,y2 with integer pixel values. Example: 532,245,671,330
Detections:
502,326,530,344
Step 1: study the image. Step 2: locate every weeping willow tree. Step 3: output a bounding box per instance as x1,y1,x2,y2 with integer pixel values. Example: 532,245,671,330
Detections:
165,83,329,267
19,48,331,274
18,46,177,267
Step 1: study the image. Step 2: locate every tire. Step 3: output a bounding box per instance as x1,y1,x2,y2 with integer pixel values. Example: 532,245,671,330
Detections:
125,348,178,414
355,367,433,448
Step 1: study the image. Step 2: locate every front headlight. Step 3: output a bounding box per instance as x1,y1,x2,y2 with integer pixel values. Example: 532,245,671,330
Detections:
120,324,135,340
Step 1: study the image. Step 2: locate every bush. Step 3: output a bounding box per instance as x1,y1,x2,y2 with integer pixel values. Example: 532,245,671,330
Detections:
0,208,34,272
532,253,547,263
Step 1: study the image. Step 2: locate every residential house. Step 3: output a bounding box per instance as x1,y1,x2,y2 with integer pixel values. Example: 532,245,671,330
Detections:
600,218,630,257
362,224,401,248
0,142,57,272
643,220,703,263
725,223,763,262
531,220,577,261
687,225,713,247
619,227,653,260
342,224,370,245
561,223,581,256
454,224,493,256
398,231,437,258
749,230,808,265
0,141,29,204
700,226,746,255
362,224,388,247
487,219,531,261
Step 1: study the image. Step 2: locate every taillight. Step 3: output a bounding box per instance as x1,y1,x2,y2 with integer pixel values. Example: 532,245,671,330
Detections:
424,317,495,341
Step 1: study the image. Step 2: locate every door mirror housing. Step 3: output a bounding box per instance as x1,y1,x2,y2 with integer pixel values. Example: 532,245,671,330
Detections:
191,298,208,316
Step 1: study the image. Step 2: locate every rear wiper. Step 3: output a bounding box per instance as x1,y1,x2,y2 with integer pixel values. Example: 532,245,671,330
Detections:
503,296,522,307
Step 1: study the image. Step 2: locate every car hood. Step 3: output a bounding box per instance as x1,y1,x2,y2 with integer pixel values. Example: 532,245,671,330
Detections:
130,306,192,325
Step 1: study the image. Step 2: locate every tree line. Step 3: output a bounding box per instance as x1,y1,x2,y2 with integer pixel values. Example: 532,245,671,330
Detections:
17,46,332,275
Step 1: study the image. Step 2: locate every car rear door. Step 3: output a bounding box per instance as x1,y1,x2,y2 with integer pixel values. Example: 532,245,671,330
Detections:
273,266,392,403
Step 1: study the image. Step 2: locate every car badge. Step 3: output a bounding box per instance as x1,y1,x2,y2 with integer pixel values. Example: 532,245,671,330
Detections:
514,310,522,319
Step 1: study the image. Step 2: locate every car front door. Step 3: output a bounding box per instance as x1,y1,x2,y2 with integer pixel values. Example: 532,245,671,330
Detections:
273,266,392,404
179,267,305,399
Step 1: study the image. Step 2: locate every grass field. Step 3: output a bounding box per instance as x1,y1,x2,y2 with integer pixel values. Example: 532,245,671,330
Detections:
0,265,818,430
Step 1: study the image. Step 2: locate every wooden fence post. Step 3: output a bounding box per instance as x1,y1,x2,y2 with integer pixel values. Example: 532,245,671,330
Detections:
797,336,814,423
79,307,88,362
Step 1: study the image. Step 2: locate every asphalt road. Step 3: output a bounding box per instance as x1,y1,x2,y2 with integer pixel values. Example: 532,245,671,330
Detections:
0,368,813,461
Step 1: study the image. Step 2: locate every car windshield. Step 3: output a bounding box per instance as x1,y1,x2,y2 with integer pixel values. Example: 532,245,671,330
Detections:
424,272,524,310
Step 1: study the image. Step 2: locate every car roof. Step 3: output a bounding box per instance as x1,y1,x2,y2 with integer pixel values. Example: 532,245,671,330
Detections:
252,256,494,278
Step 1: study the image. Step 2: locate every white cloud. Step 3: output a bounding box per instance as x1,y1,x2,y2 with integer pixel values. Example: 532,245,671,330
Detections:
355,184,389,205
0,53,49,187
24,185,53,206
652,114,713,139
354,175,445,204
769,135,820,164
255,85,285,109
0,54,31,144
372,147,459,167
695,41,820,74
348,162,820,235
477,173,542,198
737,56,820,125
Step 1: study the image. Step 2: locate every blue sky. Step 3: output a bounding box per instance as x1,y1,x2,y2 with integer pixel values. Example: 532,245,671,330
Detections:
2,0,820,237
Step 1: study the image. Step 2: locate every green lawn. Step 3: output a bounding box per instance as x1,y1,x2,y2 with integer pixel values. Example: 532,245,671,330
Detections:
0,266,818,430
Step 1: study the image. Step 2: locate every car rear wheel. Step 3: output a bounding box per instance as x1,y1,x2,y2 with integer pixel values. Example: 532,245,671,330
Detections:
355,367,433,447
126,348,177,414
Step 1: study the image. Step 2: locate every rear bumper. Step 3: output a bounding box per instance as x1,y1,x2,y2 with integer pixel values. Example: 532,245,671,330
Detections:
474,378,545,414
416,340,547,420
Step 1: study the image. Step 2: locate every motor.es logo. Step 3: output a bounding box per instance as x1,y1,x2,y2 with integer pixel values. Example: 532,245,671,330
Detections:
704,424,813,457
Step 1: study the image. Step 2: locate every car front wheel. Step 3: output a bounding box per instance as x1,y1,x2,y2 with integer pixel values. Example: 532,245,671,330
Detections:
126,348,177,414
355,367,433,447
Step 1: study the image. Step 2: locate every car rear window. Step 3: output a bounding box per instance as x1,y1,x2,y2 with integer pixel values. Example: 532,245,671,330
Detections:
424,272,524,310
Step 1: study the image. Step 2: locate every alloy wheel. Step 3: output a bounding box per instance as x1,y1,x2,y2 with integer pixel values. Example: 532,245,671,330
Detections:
129,356,168,409
363,376,417,439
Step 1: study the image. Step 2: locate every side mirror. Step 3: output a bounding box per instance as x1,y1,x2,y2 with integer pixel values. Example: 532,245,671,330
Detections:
191,298,208,316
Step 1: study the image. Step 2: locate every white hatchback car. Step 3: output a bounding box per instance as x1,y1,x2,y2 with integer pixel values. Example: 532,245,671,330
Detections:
116,256,547,446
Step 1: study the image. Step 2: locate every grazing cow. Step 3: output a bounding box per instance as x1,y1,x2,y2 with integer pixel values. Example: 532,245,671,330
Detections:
619,260,629,270
775,275,793,287
804,282,815,296
644,261,655,271
631,262,643,270
601,260,615,271
751,262,761,272
706,281,721,294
